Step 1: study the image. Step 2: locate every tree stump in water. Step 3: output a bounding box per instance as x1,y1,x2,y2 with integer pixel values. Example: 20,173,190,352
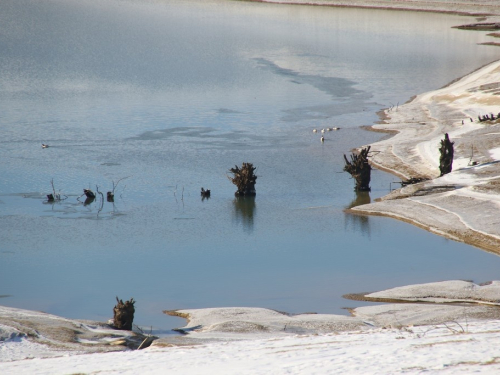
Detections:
83,189,96,199
228,162,257,196
113,297,135,330
439,133,454,176
200,187,211,199
343,146,371,191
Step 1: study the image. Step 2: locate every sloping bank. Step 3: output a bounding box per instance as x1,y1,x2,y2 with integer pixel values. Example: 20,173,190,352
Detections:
348,60,500,254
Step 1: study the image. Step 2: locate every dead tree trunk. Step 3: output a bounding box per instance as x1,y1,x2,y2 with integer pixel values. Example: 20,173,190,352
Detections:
228,162,257,196
439,133,454,176
343,146,371,191
113,297,135,330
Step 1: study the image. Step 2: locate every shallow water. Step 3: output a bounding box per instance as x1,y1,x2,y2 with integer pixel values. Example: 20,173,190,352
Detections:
1,0,500,333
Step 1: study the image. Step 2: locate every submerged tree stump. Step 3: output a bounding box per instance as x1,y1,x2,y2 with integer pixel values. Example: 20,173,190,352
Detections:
200,187,211,199
113,297,135,330
228,162,257,196
343,146,371,191
439,133,454,176
83,189,96,199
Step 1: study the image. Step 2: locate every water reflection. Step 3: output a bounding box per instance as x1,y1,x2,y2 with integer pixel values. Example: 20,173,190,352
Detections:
345,192,371,236
84,197,95,206
348,191,371,208
200,188,211,201
232,196,256,233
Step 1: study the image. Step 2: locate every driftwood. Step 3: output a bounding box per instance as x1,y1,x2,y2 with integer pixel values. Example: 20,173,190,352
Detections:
228,162,257,196
401,177,430,187
478,112,500,122
343,146,371,191
113,297,135,330
439,133,454,176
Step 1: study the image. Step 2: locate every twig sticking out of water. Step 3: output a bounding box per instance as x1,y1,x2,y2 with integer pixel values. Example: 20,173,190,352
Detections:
96,185,104,215
46,179,68,202
108,176,130,202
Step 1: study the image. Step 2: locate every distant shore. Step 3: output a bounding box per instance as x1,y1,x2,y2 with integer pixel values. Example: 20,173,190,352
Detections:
245,0,500,18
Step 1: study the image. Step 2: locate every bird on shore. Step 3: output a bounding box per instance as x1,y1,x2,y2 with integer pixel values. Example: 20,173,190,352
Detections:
320,136,324,142
42,144,49,148
313,129,317,133
321,129,325,133
332,127,340,131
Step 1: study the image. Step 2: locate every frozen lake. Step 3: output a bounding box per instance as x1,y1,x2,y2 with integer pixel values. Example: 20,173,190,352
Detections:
1,0,500,333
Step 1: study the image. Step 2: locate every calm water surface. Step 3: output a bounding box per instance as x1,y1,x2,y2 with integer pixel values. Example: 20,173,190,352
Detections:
1,0,500,333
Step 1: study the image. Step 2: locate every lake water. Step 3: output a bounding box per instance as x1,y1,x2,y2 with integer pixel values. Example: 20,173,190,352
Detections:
1,0,500,334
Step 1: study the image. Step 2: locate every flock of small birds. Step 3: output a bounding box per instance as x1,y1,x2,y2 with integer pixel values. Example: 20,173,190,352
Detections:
312,127,340,142
41,126,343,149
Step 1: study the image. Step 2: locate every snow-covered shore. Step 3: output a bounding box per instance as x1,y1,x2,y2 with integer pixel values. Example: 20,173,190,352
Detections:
3,319,500,374
2,280,500,374
350,59,500,253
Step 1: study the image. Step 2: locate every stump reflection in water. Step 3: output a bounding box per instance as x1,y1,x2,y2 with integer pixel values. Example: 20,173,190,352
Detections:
233,196,256,233
345,191,371,236
348,191,371,208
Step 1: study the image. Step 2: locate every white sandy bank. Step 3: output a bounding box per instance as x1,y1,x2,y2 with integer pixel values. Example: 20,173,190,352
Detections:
3,319,500,374
349,59,500,253
2,280,500,374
